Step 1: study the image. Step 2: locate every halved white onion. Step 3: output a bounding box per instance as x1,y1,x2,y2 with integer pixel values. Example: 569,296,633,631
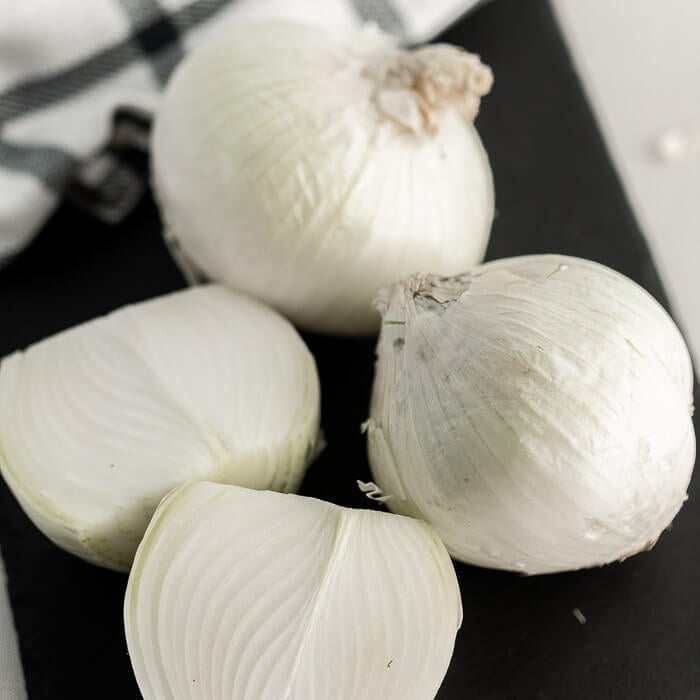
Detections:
0,286,320,570
125,482,463,700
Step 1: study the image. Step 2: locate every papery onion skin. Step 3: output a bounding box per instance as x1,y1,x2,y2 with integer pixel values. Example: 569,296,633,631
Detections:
0,286,321,571
124,482,462,700
152,21,494,335
367,254,695,574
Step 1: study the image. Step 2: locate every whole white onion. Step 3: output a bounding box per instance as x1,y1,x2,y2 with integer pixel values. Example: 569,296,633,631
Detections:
153,21,494,334
366,254,695,574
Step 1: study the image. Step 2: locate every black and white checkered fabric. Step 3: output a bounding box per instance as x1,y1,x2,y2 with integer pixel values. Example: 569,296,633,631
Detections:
0,0,480,266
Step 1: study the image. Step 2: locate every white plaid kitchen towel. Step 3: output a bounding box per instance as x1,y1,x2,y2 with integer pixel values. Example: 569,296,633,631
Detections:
0,0,482,267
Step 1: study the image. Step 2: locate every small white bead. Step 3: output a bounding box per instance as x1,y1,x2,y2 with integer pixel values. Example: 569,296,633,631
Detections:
655,128,688,162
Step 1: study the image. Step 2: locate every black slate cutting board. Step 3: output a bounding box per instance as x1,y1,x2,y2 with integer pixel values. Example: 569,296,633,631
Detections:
1,1,698,698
